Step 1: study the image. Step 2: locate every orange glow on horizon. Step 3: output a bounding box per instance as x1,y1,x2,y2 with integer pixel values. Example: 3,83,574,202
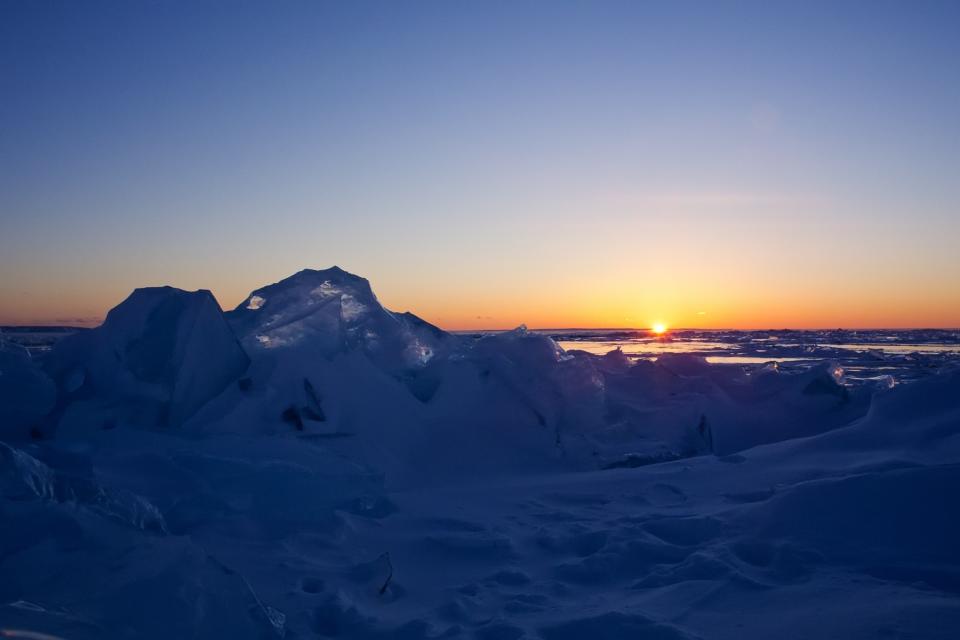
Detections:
1,269,958,331
651,322,668,335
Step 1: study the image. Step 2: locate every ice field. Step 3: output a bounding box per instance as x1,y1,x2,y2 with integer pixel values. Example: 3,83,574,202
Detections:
2,267,959,639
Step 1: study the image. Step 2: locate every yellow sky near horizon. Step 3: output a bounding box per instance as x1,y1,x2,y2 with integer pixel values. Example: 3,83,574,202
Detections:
2,266,957,331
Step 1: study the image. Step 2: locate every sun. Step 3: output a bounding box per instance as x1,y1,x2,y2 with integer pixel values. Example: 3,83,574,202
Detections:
651,322,668,335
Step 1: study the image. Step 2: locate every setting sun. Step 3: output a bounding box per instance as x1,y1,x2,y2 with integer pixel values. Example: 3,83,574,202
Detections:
651,322,668,335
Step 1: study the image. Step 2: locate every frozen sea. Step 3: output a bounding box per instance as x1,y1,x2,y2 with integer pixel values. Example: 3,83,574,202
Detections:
456,328,960,387
6,325,960,389
3,276,960,640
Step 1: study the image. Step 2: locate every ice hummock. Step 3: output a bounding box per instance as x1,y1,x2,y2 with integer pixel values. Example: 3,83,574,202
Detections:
42,286,250,433
184,269,459,476
227,266,455,371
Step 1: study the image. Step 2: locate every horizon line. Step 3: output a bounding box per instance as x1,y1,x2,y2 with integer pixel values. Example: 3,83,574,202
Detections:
3,323,958,333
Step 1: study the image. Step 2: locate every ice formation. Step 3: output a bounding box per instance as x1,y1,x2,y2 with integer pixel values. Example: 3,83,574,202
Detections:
41,286,249,434
226,267,454,371
2,267,959,639
0,338,56,440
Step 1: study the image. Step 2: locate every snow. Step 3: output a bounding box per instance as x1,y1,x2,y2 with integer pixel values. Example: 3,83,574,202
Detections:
2,267,960,639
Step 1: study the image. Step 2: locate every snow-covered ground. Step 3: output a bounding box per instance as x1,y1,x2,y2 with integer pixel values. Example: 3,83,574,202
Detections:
2,267,959,639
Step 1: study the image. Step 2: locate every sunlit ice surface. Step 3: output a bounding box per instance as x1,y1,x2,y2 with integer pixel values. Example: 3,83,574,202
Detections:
457,328,960,387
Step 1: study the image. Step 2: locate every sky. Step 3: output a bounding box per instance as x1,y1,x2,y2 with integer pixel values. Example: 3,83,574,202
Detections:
1,1,959,330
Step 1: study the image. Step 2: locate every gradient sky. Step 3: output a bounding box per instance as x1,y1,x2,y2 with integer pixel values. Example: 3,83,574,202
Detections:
2,1,959,330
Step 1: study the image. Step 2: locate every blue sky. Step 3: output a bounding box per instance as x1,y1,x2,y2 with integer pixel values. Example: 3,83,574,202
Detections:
2,1,959,328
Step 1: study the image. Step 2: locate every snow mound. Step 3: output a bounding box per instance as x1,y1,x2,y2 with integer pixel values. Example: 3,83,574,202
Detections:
588,355,871,462
0,441,166,532
385,326,608,481
43,286,249,432
0,492,284,640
